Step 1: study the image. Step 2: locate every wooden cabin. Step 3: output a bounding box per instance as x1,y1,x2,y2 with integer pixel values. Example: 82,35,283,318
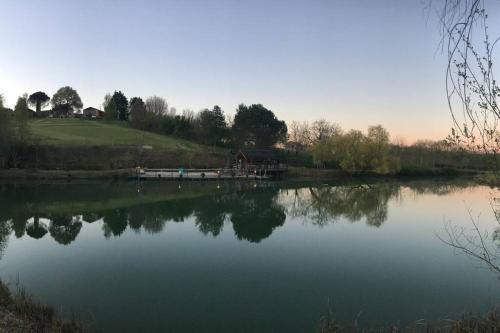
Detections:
235,149,286,176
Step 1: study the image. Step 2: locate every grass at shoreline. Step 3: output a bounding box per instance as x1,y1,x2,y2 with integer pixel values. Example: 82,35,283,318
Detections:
318,310,500,332
0,280,83,333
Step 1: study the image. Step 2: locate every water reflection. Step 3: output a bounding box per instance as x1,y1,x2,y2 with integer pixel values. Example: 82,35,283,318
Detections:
287,184,400,227
48,214,83,245
0,180,473,250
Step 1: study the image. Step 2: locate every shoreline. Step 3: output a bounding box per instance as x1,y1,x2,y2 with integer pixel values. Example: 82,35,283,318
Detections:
0,166,485,182
1,274,498,333
0,280,82,333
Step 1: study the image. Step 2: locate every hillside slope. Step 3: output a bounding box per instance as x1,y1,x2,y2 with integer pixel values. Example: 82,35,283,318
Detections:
29,118,210,152
18,119,229,170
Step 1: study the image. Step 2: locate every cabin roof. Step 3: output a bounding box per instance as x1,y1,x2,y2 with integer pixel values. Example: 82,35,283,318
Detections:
237,148,280,162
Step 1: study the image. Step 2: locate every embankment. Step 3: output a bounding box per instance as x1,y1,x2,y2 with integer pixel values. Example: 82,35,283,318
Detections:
0,280,83,333
7,144,228,169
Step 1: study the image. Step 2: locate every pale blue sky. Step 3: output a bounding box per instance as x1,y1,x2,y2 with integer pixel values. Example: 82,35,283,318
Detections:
1,0,499,141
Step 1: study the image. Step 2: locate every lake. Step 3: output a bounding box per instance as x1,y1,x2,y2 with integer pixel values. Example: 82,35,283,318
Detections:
0,179,499,332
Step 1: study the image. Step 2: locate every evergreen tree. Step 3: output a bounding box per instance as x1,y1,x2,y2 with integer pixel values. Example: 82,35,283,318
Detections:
198,105,228,147
129,97,148,129
111,91,128,121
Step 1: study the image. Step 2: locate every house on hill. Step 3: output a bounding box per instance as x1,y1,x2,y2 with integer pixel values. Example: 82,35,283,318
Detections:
235,148,286,176
83,107,104,119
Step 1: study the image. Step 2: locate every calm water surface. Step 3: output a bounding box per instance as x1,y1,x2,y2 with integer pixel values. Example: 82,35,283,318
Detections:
0,180,499,332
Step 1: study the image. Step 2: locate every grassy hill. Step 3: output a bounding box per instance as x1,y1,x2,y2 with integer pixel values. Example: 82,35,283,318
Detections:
29,118,209,152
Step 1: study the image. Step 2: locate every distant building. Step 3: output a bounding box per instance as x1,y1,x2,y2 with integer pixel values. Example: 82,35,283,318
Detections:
83,107,104,119
235,148,286,176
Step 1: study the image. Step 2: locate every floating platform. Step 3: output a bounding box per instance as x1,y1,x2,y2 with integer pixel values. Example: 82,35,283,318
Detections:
135,168,271,180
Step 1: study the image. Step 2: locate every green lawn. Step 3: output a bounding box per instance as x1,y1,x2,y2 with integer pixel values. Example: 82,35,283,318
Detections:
29,118,208,152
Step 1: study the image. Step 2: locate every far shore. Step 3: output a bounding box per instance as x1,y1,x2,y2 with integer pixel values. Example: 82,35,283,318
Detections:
0,166,485,182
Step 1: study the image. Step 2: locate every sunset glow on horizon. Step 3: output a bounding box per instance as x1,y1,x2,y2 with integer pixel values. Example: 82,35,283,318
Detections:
1,0,499,142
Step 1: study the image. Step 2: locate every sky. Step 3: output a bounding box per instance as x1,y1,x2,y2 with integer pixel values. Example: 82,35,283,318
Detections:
1,0,499,142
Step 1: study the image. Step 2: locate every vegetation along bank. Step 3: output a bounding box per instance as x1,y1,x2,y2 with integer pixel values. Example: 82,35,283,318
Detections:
0,89,495,181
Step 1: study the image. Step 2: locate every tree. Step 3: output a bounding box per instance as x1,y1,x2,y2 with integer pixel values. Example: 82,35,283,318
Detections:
145,96,168,116
27,91,50,113
51,86,83,116
102,93,112,109
434,0,499,160
104,99,118,121
111,91,128,121
311,119,341,143
14,95,31,143
232,104,287,148
129,97,148,129
366,125,391,173
334,129,367,172
432,1,500,275
198,105,228,147
182,109,195,120
0,95,14,167
288,121,313,153
311,125,397,173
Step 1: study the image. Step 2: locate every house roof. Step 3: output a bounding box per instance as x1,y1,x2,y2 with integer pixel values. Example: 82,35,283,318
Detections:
237,149,280,161
83,107,103,112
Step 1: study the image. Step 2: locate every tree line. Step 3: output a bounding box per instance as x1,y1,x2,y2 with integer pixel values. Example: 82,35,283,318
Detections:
1,87,288,150
103,92,288,148
288,119,493,174
287,120,398,173
1,87,490,174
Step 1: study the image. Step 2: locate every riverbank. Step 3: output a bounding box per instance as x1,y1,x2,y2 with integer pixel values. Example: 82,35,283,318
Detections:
285,166,482,181
0,168,133,180
0,280,82,333
0,166,486,181
318,310,500,332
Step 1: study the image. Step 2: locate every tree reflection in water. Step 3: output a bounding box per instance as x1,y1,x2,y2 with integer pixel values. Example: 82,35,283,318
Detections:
0,180,472,248
286,184,400,227
47,214,82,245
26,216,48,239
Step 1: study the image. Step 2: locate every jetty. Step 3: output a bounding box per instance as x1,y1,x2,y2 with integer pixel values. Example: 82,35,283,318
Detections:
136,148,287,181
136,168,273,180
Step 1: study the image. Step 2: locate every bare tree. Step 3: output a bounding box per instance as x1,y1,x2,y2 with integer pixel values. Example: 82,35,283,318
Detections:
433,0,500,274
169,107,177,117
311,119,341,143
437,204,500,274
145,96,168,116
182,109,195,120
435,1,499,162
102,93,112,110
